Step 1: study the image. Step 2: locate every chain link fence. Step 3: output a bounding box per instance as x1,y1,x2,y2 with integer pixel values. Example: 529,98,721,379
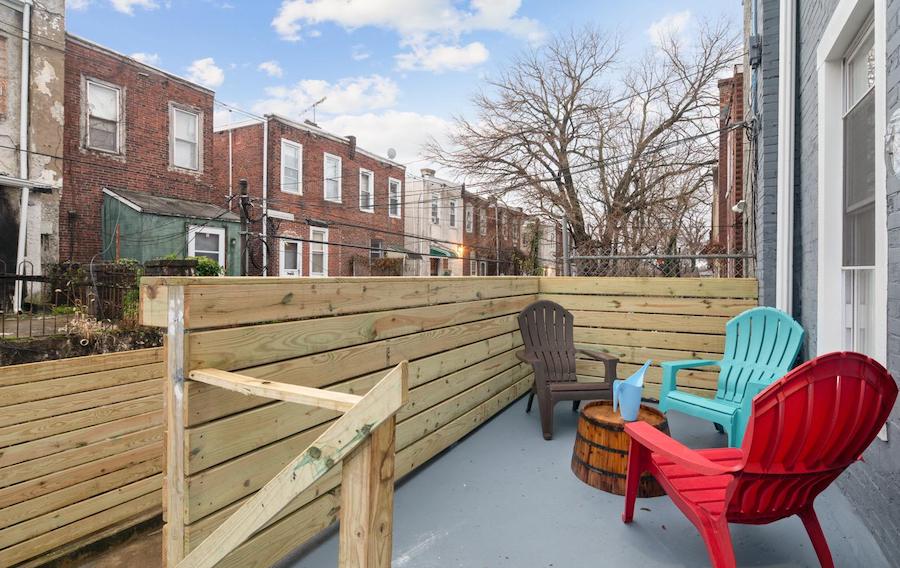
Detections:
566,254,752,278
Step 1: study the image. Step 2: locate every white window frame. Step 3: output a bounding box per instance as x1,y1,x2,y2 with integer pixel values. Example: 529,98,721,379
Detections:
86,80,122,154
324,153,342,203
370,238,384,261
187,225,226,269
469,251,477,276
816,0,887,366
479,261,487,276
479,209,487,236
309,227,329,277
171,106,201,171
388,178,402,219
279,239,303,276
359,168,375,213
431,194,440,224
465,205,474,233
448,199,458,228
280,139,302,195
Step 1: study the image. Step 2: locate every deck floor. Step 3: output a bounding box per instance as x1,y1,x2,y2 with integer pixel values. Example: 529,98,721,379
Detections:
284,396,891,568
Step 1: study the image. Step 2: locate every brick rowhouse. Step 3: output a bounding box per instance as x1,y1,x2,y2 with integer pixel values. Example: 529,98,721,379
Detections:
214,115,406,276
61,35,219,263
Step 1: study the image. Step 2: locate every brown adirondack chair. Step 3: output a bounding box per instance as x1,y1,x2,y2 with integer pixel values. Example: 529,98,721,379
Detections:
517,300,618,440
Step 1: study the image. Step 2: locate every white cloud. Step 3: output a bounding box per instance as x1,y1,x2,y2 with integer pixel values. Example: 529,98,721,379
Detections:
109,0,158,15
351,44,371,61
320,110,452,167
131,52,161,66
258,60,284,78
396,41,488,72
252,74,399,116
186,57,225,88
271,0,544,43
647,11,692,47
68,0,91,10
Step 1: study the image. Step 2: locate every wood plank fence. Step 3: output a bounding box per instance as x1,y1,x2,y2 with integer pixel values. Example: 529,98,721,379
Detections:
0,348,165,567
140,275,757,568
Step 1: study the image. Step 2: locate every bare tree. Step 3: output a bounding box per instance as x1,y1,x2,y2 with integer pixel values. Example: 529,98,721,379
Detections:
426,20,741,253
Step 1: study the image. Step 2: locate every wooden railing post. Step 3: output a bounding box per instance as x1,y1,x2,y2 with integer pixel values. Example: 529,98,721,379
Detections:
338,415,396,568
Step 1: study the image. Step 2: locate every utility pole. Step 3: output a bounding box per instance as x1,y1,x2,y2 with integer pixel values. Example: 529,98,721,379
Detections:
562,217,571,276
239,179,249,277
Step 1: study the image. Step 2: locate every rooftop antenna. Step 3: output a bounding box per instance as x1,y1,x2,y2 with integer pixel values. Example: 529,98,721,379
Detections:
305,96,327,124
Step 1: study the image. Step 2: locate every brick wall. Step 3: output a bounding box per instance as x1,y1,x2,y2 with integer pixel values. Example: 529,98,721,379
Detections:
462,192,498,275
715,69,745,264
213,117,406,276
61,36,219,263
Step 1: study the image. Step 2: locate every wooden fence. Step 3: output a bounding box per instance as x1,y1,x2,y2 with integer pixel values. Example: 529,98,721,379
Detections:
0,348,165,567
140,275,757,568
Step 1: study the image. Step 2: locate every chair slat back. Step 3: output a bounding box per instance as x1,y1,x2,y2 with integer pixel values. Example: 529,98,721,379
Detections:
716,307,804,403
517,300,578,384
726,352,897,522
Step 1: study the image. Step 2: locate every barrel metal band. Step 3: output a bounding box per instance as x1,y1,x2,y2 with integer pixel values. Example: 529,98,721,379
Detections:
574,432,628,456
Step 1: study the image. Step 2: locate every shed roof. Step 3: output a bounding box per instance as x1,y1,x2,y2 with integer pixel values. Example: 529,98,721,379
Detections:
103,188,240,222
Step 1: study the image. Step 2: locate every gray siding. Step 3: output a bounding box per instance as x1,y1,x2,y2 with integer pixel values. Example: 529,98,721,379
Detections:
755,0,900,558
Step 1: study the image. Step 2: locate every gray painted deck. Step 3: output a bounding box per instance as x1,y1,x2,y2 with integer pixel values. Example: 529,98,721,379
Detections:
284,397,890,567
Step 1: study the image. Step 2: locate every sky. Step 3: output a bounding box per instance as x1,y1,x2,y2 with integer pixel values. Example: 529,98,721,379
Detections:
67,0,741,176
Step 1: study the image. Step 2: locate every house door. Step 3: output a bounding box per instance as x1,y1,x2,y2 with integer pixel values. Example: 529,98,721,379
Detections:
280,240,302,277
430,258,440,276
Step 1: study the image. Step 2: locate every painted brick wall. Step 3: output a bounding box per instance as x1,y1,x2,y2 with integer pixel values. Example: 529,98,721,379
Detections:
774,0,900,558
61,36,219,263
213,117,406,276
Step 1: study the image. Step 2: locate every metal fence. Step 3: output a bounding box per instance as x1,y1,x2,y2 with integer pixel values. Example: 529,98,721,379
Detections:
0,263,138,339
566,254,753,278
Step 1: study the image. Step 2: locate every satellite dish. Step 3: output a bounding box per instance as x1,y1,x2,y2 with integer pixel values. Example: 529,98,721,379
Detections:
387,148,397,159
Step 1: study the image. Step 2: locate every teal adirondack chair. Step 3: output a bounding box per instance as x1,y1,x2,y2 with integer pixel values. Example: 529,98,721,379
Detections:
658,307,804,447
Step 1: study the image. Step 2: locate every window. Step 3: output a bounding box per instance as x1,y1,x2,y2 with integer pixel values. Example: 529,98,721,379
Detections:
359,169,374,212
479,208,487,236
280,239,302,276
449,199,458,227
309,227,329,276
280,140,302,195
324,153,342,202
512,220,519,243
431,194,440,224
465,205,474,233
469,251,477,276
388,178,402,218
172,107,200,170
479,261,487,276
841,21,876,354
187,226,225,269
370,238,383,261
87,81,120,153
501,211,508,238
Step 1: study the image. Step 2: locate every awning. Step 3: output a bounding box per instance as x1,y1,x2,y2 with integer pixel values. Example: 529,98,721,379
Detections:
385,244,419,260
429,246,452,258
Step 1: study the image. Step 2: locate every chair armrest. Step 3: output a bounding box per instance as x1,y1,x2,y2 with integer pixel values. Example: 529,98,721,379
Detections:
576,348,617,362
624,421,742,476
739,378,772,428
659,359,719,401
576,349,618,381
516,350,540,365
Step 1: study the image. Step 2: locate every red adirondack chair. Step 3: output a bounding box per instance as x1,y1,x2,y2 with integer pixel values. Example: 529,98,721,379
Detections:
622,352,898,568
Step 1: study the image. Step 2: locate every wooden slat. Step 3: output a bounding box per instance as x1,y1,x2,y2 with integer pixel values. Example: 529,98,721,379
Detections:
189,369,363,411
141,277,538,330
569,311,730,334
0,348,163,387
0,378,162,428
538,277,758,298
185,314,520,426
0,395,161,448
0,490,162,567
0,457,162,530
0,362,163,407
576,359,719,390
188,294,535,370
0,411,162,468
0,426,164,489
573,327,726,353
0,443,162,509
542,293,756,317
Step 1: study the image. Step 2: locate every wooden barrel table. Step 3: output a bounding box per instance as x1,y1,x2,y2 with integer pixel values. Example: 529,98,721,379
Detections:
571,400,669,497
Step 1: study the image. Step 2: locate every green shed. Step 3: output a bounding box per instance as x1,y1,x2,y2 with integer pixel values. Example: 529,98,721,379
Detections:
102,188,241,276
